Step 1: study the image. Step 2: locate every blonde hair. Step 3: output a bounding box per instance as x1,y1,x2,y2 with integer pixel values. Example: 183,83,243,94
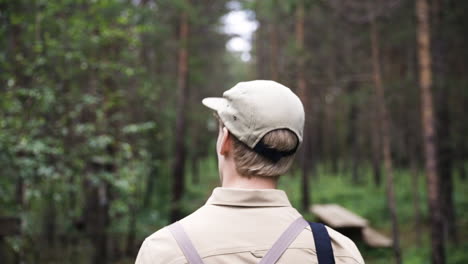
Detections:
216,114,298,177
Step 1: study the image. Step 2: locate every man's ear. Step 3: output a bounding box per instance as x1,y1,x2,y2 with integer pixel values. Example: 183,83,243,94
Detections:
220,127,232,156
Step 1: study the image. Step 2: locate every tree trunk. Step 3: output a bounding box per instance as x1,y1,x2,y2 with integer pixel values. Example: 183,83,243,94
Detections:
296,0,310,211
416,0,445,262
44,184,57,246
192,154,200,185
324,52,339,175
269,15,279,81
458,148,467,181
436,78,457,244
15,177,25,209
346,81,360,184
190,132,201,185
125,204,137,256
85,179,110,264
432,0,458,245
95,183,110,264
143,166,156,209
370,121,382,187
85,149,114,264
255,13,268,79
370,18,402,264
410,160,422,246
170,3,190,222
370,84,382,187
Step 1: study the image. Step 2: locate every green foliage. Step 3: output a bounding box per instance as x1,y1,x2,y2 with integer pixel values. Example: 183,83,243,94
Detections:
0,0,230,262
1,0,467,263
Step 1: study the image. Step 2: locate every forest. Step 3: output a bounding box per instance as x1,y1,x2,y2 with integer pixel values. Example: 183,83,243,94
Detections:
0,0,467,263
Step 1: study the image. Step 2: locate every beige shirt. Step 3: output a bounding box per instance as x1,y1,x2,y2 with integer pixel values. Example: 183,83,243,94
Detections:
136,188,364,264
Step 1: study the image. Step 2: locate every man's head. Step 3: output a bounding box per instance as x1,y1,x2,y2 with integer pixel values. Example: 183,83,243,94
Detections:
203,80,305,182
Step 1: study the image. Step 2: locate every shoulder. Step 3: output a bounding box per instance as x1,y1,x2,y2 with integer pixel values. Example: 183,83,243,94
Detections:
135,206,212,264
325,226,365,264
135,226,185,264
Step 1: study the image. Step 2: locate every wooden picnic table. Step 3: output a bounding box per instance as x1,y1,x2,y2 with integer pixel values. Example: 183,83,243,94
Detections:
310,204,392,248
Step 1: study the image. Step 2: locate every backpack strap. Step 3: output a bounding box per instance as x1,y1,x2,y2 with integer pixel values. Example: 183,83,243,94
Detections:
168,218,335,264
168,222,205,264
309,222,335,264
258,217,309,264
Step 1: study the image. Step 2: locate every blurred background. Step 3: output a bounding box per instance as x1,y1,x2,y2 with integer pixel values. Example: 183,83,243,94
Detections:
0,0,467,263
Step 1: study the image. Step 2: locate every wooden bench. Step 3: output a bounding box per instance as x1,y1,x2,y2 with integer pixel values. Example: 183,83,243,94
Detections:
310,204,392,248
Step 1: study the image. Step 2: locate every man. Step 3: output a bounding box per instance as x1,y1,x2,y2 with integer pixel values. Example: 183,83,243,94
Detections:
136,80,364,264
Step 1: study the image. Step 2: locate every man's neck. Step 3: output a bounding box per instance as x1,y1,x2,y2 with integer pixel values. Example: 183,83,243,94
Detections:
221,169,278,189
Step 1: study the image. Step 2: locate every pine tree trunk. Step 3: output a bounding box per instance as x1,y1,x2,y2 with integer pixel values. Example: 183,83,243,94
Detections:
143,164,156,208
458,148,467,181
370,18,402,264
370,117,382,187
370,78,382,187
170,4,190,222
85,179,110,264
269,15,279,81
296,0,310,211
346,81,360,184
125,204,137,256
44,184,57,246
416,0,445,262
255,13,268,79
437,81,457,244
432,0,458,244
324,45,339,175
192,154,200,185
410,161,422,246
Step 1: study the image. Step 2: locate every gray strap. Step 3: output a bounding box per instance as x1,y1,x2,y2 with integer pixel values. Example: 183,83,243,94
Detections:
259,217,309,264
168,222,205,264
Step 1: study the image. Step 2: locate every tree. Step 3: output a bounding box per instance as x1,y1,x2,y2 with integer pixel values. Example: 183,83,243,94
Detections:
170,0,191,222
295,0,311,211
416,0,445,262
326,1,404,262
432,0,458,244
370,16,402,264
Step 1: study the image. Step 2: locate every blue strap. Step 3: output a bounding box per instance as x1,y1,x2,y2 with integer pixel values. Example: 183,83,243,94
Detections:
309,222,335,264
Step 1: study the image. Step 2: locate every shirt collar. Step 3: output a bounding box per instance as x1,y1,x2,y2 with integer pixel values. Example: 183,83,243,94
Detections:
206,187,292,207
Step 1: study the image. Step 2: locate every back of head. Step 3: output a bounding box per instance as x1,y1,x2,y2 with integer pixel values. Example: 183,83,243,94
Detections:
231,128,298,177
204,80,305,178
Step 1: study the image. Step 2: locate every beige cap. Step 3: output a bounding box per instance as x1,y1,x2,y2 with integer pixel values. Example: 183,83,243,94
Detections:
202,80,305,149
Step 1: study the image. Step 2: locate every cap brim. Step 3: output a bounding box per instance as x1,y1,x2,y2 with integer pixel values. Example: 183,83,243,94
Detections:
202,97,228,112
